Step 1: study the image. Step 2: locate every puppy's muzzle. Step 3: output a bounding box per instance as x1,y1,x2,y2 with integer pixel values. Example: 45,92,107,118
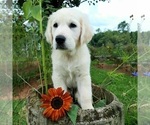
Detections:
55,35,66,50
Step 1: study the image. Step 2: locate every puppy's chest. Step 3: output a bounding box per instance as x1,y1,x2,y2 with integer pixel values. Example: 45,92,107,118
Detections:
63,63,80,87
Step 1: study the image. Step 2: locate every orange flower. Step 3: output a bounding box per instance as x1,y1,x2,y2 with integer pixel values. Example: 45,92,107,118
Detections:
41,87,73,121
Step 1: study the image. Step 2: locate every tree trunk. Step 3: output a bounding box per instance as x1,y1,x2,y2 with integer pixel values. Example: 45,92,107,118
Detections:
26,84,124,125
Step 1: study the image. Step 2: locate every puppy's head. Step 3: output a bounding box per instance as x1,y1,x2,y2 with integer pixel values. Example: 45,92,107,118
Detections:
45,8,93,51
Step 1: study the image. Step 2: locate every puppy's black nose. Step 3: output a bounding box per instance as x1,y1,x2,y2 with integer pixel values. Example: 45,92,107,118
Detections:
55,35,66,44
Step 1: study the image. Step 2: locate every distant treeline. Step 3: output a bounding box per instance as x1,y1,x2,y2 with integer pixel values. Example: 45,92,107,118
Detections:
90,20,150,47
90,30,137,47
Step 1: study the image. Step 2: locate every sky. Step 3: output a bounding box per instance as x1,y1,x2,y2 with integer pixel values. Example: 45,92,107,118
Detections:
76,0,150,32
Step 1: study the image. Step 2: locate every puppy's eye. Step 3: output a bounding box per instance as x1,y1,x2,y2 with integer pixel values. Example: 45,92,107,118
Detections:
53,23,58,28
69,23,77,28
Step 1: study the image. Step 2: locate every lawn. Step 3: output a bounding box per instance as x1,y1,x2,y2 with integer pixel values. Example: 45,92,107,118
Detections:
13,61,137,125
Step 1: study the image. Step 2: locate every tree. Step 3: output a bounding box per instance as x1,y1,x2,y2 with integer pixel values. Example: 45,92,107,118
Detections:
130,31,137,44
17,0,107,9
96,28,101,33
117,21,129,32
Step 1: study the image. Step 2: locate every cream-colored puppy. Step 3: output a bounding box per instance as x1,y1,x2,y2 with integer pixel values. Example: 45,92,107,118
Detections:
45,8,93,109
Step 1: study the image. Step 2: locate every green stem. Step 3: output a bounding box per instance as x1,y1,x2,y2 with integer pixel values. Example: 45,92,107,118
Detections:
39,0,48,93
41,38,48,93
39,0,43,35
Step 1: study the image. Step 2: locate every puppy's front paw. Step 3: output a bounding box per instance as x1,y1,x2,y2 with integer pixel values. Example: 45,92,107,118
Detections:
81,104,94,110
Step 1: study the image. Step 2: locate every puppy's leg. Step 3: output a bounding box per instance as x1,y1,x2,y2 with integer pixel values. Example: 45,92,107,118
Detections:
52,73,67,92
76,74,93,109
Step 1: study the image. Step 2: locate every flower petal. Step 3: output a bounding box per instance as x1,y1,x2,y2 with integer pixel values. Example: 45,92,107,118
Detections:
48,88,57,97
41,103,50,108
47,108,54,118
63,96,72,101
43,107,52,117
59,107,66,117
63,103,71,111
54,110,59,121
56,87,64,96
41,94,51,102
62,92,71,99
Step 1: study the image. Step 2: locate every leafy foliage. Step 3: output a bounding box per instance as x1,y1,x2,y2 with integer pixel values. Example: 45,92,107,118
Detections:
67,104,79,125
13,1,52,88
94,99,106,108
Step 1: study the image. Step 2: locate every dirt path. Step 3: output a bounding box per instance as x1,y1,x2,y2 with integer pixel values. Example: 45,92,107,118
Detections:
13,79,41,100
97,63,135,76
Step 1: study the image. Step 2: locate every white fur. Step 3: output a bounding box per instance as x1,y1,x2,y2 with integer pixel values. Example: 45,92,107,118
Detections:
45,8,93,109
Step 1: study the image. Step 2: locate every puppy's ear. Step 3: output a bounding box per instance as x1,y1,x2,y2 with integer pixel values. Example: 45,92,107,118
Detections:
45,16,53,44
80,14,93,44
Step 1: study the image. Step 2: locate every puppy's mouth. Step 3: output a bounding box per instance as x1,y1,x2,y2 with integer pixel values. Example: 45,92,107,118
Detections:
56,44,67,50
56,45,67,50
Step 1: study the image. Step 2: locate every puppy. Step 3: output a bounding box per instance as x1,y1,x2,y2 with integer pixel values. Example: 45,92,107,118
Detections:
45,8,93,109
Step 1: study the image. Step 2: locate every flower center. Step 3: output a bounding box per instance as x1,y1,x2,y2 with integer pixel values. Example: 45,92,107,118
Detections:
51,96,63,109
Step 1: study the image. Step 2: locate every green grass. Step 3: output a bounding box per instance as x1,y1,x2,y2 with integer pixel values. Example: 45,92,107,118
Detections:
13,100,27,125
91,62,137,125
